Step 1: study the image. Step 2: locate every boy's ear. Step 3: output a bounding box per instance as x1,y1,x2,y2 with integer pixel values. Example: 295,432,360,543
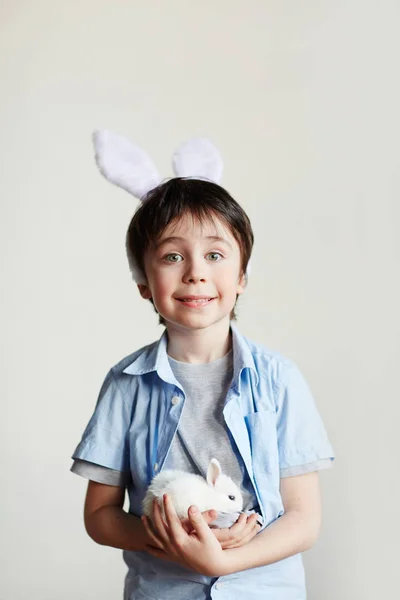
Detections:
236,271,247,295
137,283,152,300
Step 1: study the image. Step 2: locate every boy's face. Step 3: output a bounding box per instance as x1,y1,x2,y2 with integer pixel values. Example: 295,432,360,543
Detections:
137,213,246,332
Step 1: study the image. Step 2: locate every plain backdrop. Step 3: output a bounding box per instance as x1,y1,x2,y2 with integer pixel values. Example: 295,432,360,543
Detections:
1,1,399,598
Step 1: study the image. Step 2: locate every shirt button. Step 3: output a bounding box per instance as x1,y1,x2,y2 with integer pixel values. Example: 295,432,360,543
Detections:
154,463,159,471
171,396,180,405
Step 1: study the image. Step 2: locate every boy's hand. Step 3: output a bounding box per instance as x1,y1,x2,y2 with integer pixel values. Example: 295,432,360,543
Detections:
142,495,230,576
211,512,262,549
179,509,218,534
142,503,217,538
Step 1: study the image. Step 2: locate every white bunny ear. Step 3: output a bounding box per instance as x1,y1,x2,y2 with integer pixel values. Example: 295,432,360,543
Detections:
246,258,252,280
172,137,223,183
92,130,162,200
125,231,147,285
207,458,222,486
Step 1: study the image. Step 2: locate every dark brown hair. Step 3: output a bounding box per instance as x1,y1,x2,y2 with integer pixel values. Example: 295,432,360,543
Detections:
126,177,254,326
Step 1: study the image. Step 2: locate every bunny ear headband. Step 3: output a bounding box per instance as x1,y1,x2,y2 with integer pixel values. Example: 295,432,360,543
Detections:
92,130,251,284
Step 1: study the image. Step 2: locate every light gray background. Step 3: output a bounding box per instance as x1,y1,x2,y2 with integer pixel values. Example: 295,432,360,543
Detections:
1,1,399,598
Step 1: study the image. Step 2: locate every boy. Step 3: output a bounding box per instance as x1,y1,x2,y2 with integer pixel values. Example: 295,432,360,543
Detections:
71,177,335,599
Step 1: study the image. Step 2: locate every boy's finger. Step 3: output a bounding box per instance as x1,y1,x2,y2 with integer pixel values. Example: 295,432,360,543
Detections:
215,514,259,547
163,494,186,542
238,517,261,540
179,518,192,533
181,508,217,532
238,514,259,537
145,544,168,559
203,509,218,523
225,523,261,548
235,513,248,525
141,515,165,549
211,528,232,543
187,505,213,542
228,513,247,534
152,498,169,543
246,513,260,527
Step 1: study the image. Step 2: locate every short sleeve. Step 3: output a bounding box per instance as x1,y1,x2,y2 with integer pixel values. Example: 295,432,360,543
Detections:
275,360,335,471
71,369,131,473
70,458,131,486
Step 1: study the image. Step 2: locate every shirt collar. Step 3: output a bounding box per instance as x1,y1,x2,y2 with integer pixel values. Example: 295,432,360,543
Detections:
122,321,259,390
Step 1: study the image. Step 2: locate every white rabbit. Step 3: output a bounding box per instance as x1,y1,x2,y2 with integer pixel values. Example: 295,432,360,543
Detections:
142,458,245,525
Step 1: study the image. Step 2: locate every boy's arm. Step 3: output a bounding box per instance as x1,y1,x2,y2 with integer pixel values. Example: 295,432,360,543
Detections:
83,480,218,552
84,480,151,551
219,471,322,575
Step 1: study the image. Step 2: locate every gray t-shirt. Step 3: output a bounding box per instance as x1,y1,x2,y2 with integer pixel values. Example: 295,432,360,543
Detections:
163,348,257,511
71,350,331,493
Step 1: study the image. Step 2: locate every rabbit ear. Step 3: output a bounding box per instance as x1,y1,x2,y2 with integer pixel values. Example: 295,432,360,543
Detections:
172,137,223,183
207,458,222,486
92,130,162,200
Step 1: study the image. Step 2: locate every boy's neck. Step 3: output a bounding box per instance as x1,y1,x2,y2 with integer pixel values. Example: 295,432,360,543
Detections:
166,319,232,364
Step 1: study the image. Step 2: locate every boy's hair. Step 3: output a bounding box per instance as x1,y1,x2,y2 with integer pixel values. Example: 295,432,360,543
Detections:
126,177,254,326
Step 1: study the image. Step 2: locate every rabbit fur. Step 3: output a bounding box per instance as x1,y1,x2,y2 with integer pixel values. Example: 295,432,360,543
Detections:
142,458,245,525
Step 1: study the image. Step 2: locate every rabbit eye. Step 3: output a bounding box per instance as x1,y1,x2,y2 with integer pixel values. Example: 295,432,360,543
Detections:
228,495,235,501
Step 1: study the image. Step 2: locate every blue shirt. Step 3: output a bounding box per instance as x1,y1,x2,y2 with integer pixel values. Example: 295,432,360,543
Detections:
72,322,335,599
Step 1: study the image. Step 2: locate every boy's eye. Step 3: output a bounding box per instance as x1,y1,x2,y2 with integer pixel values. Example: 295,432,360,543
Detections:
163,252,223,263
164,254,183,262
206,252,223,261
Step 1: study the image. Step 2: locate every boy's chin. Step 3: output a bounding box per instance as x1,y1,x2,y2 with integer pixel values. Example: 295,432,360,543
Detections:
164,313,232,331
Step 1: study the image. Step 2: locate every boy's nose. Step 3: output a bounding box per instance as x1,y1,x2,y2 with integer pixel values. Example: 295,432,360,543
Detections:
183,273,206,283
182,263,207,284
186,277,205,283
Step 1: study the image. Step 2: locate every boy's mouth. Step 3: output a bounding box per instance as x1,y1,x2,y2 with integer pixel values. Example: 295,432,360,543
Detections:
176,296,216,306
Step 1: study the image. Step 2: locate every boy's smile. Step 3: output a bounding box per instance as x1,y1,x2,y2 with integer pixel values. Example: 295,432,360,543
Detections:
175,294,217,308
137,213,246,334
